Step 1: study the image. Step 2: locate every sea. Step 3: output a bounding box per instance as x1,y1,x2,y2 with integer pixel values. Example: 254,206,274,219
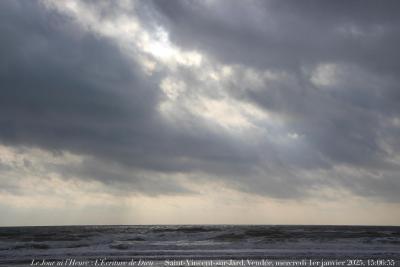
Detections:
0,225,399,267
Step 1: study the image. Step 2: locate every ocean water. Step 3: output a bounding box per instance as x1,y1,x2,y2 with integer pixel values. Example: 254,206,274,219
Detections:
0,225,399,267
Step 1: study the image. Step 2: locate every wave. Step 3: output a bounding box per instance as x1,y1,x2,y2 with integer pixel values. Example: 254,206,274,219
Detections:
0,225,399,265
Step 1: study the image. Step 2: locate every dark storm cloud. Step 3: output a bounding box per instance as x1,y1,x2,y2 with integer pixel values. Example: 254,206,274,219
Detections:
143,0,400,199
0,0,160,170
148,0,400,73
0,0,262,195
1,0,400,201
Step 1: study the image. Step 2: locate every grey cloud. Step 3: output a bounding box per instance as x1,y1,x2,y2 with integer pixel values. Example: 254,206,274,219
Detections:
142,0,400,200
148,0,400,74
0,0,262,195
1,0,400,201
46,158,194,196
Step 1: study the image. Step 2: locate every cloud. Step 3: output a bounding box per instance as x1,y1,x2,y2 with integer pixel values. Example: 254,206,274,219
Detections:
143,0,400,198
0,0,263,195
148,0,400,72
0,0,400,204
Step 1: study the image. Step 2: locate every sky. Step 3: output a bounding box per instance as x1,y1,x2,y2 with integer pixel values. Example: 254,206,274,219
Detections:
0,0,400,226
